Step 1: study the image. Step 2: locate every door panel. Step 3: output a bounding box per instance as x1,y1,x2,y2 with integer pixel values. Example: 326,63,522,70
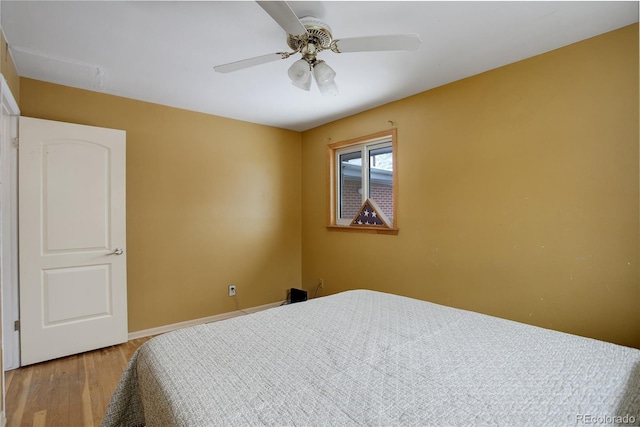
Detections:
44,141,110,251
19,116,127,366
43,265,111,325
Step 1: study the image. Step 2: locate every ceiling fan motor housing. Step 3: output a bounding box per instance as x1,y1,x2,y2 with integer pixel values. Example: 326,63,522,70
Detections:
287,16,333,50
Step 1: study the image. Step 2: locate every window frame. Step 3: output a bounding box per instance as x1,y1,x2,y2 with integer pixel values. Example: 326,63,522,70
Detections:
327,129,398,234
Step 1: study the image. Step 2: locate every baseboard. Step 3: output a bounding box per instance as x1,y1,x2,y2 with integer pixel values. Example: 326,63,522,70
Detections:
127,300,284,340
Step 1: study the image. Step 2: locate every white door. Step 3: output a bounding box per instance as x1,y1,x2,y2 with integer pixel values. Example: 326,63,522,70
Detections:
19,117,127,366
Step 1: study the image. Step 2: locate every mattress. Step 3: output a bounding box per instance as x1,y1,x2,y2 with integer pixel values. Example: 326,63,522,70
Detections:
102,290,640,426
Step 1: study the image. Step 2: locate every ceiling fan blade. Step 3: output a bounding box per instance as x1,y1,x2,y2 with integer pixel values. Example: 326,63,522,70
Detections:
214,53,286,73
256,1,307,37
331,34,422,53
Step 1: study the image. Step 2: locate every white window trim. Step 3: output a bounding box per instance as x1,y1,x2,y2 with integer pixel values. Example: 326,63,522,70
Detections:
335,138,393,225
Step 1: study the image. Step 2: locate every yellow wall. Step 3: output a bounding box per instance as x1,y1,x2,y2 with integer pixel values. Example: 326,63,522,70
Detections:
19,79,302,332
301,24,640,348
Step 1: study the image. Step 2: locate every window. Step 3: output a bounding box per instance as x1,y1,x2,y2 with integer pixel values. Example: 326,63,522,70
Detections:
328,129,398,234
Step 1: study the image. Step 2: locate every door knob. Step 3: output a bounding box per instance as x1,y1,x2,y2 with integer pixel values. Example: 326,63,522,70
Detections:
109,248,124,256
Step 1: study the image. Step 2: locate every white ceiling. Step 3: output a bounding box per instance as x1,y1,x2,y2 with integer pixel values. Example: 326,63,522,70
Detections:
2,1,638,132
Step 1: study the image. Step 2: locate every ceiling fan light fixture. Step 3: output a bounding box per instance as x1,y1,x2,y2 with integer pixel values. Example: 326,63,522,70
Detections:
312,60,338,96
288,58,312,91
292,76,312,91
317,78,338,96
312,60,335,85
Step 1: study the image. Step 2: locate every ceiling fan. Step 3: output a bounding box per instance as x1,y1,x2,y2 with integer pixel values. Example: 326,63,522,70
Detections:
213,1,422,96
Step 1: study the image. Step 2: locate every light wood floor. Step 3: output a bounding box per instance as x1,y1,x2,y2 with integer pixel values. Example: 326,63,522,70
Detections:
4,337,153,427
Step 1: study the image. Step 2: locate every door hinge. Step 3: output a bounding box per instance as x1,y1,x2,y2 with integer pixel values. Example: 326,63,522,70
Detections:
12,137,18,149
14,320,19,332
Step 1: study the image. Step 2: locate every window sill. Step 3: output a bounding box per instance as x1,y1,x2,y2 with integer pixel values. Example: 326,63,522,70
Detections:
326,225,399,235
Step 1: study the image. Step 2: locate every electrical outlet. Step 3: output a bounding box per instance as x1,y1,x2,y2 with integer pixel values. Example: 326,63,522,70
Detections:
228,284,236,297
319,278,324,288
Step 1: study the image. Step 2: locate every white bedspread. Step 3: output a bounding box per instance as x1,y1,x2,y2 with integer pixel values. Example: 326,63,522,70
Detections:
102,290,640,426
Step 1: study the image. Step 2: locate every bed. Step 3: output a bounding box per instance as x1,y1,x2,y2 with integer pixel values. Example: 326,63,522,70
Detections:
102,290,640,426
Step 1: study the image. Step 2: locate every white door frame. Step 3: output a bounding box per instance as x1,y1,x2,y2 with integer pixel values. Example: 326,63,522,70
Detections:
0,74,20,371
